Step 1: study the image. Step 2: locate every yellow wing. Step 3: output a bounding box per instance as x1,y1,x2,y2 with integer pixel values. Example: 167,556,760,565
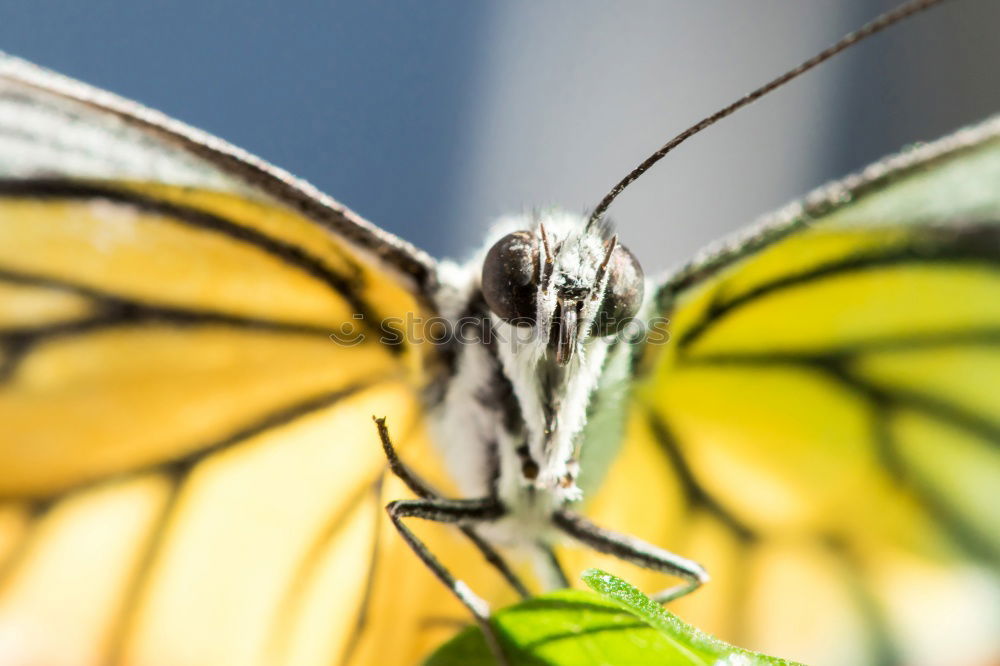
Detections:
0,54,509,666
572,116,1000,666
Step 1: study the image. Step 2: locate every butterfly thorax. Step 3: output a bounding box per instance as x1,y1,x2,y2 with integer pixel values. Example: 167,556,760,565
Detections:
428,211,644,546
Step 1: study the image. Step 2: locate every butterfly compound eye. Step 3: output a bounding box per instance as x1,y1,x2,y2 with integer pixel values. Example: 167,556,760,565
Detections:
593,244,644,336
481,231,539,325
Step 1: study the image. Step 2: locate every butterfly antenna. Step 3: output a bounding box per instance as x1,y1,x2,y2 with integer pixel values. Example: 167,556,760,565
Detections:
587,0,951,225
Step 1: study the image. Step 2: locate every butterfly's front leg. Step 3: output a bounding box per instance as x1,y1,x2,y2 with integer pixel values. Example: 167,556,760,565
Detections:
373,416,526,665
372,416,530,598
552,508,709,603
385,496,509,664
373,416,441,499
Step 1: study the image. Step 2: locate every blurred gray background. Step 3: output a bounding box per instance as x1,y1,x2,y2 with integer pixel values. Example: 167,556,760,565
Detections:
1,1,997,273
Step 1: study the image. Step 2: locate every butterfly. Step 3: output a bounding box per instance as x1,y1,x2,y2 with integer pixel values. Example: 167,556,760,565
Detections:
0,1,998,664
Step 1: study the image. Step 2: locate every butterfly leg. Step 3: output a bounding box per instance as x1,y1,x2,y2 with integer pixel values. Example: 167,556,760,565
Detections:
385,497,509,665
462,526,531,598
535,541,571,590
373,416,530,598
552,508,708,603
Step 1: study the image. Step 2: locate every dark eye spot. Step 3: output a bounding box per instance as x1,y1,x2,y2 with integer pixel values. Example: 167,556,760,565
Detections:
592,243,644,337
481,231,539,325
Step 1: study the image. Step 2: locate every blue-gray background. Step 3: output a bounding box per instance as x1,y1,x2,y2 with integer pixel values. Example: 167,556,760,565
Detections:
2,1,997,271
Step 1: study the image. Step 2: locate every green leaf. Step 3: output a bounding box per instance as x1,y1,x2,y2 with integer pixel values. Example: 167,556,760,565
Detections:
581,570,799,666
423,570,801,666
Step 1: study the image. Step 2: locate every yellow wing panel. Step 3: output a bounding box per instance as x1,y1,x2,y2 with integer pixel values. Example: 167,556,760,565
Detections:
0,505,28,569
890,410,1000,557
116,183,424,330
121,385,404,666
0,178,442,664
0,380,492,666
0,477,170,664
854,345,1000,430
0,56,454,666
0,179,436,500
1,326,398,498
0,281,93,327
0,194,351,328
674,231,1000,358
613,119,1000,665
0,182,475,666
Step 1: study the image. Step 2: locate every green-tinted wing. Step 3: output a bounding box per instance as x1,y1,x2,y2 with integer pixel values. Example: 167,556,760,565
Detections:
578,115,1000,666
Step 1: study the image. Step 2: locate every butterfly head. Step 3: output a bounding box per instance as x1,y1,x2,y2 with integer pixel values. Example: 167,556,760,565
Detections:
479,211,644,497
